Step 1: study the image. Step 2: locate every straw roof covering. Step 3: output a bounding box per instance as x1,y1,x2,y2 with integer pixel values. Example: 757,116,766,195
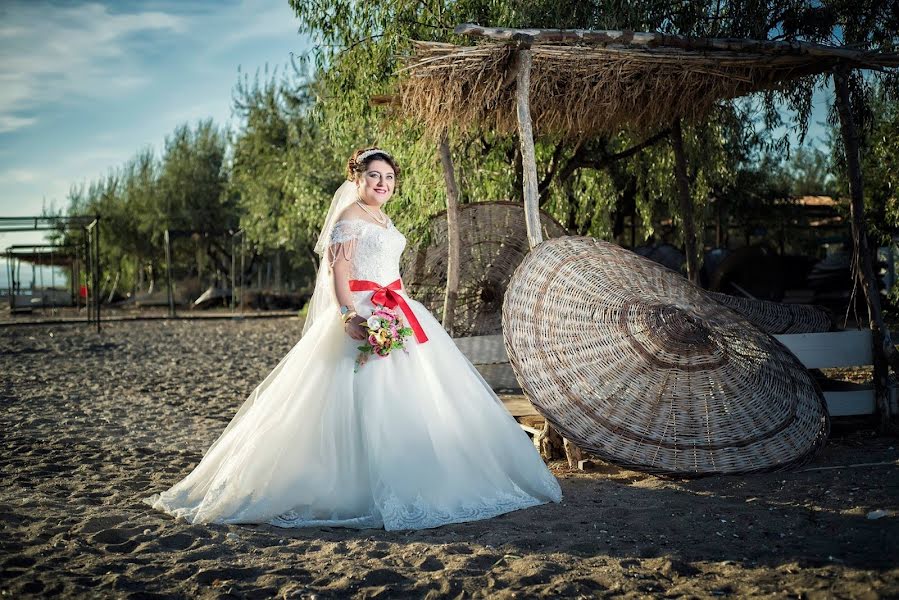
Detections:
502,236,830,476
401,201,567,337
399,26,899,138
5,247,78,268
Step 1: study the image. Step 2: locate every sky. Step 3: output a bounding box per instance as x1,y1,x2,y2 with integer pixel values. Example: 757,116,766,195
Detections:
0,0,308,281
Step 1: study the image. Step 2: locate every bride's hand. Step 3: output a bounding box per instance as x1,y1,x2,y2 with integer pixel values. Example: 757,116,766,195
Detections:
344,315,367,340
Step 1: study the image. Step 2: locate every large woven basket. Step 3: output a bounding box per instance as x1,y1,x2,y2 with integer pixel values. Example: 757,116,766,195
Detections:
502,237,830,476
401,202,567,337
706,292,833,334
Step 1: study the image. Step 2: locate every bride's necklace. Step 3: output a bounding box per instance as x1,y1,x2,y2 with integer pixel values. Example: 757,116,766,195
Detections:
355,200,388,225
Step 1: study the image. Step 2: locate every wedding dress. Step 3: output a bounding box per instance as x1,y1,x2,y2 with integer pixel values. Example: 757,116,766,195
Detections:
145,197,561,530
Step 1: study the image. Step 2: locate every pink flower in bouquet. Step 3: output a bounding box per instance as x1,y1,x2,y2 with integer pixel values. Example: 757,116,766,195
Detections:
354,305,415,372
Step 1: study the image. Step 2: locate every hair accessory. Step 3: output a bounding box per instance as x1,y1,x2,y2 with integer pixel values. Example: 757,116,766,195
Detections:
356,148,391,163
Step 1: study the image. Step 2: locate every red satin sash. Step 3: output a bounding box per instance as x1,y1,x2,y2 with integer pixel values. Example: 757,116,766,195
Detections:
348,278,429,344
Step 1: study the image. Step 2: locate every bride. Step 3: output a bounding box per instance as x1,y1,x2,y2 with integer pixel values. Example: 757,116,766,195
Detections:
145,147,562,530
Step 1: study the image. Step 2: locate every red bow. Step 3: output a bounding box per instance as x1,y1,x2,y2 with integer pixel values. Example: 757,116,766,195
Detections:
348,278,429,344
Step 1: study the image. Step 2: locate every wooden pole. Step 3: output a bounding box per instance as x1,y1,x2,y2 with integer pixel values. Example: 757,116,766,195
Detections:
164,229,176,318
834,66,895,431
515,47,543,249
94,217,101,333
6,249,13,311
240,233,246,315
670,118,700,284
438,132,461,336
515,45,568,460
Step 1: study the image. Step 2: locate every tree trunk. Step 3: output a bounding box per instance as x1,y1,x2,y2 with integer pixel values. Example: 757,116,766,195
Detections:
833,67,896,432
670,118,700,284
438,133,461,336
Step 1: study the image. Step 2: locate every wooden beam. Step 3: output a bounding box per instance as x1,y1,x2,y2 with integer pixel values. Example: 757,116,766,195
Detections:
515,48,542,249
455,23,899,65
438,132,460,336
670,119,700,285
833,66,896,432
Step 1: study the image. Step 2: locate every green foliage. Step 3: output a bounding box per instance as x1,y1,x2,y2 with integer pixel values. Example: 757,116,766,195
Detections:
59,1,899,304
830,83,899,246
230,67,341,268
64,121,234,294
286,0,866,254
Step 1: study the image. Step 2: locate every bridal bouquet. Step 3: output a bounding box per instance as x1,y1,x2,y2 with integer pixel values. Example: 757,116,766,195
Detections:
355,306,414,371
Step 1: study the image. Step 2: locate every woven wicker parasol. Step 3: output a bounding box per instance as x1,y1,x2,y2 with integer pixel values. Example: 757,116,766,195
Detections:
706,292,834,334
502,236,829,476
401,201,567,337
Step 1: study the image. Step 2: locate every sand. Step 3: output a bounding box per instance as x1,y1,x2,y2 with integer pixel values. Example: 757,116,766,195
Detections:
1,318,897,599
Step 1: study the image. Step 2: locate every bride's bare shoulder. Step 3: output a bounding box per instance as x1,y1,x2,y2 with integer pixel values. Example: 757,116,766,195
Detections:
336,203,365,222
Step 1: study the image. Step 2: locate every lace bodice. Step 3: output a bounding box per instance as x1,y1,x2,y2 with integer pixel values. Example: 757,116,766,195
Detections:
329,219,407,284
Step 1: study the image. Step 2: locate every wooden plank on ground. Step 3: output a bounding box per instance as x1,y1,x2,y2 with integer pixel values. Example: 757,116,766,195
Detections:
453,334,508,364
825,389,876,417
474,363,521,392
500,394,540,417
774,330,872,368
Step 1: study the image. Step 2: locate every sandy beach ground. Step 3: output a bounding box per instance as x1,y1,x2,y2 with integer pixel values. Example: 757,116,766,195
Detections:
1,318,897,599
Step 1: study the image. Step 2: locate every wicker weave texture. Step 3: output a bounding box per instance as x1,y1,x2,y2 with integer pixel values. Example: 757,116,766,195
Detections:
706,292,833,334
502,237,829,476
401,202,567,337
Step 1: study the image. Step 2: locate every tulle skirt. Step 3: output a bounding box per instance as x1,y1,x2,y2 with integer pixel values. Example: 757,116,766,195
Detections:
144,294,561,530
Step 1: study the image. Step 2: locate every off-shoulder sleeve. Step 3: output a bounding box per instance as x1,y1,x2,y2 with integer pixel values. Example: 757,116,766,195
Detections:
327,220,361,268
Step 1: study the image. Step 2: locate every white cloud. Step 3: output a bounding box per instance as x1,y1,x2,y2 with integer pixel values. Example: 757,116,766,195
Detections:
0,2,187,134
0,168,39,184
0,115,37,134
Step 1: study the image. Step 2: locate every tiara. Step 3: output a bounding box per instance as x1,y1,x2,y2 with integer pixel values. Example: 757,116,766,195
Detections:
357,148,391,163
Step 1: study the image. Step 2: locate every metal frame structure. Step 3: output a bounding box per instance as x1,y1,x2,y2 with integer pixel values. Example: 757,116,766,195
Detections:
1,216,101,332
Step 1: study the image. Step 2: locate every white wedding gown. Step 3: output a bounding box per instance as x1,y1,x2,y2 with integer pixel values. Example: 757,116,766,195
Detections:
145,218,561,530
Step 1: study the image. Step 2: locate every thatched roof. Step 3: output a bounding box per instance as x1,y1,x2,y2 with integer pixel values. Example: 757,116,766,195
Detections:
398,24,899,139
6,245,77,267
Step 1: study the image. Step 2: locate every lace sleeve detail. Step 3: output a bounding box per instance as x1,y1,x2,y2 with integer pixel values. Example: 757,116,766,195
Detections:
328,220,361,268
329,220,362,245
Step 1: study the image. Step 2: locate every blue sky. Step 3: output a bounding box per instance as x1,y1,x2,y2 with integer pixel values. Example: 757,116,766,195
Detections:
0,0,308,258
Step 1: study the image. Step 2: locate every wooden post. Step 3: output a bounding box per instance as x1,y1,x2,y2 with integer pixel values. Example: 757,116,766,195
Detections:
670,118,700,284
164,229,176,318
515,47,543,249
5,249,13,311
94,216,101,332
834,67,895,431
438,132,461,336
240,232,246,315
515,45,553,457
515,46,577,461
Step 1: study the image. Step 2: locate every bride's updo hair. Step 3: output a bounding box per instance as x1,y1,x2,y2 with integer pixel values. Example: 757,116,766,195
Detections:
347,147,400,182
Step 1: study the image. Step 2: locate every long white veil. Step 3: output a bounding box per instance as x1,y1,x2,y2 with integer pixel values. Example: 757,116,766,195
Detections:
302,180,358,336
190,181,357,461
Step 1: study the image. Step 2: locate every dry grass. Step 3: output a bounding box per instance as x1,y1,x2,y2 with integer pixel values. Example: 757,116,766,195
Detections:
398,39,899,139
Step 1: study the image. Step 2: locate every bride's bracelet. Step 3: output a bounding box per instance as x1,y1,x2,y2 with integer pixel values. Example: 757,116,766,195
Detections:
341,310,358,324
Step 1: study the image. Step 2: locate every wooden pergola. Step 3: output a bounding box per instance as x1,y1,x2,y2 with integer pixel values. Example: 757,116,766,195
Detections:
396,24,899,433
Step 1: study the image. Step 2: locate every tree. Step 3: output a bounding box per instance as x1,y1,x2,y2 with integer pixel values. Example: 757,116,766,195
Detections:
156,119,236,285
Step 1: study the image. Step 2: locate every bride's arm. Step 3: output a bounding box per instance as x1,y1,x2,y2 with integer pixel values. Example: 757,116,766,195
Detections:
329,244,355,310
329,240,366,339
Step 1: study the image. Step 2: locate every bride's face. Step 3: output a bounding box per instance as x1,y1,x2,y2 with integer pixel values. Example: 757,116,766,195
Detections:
356,159,395,207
